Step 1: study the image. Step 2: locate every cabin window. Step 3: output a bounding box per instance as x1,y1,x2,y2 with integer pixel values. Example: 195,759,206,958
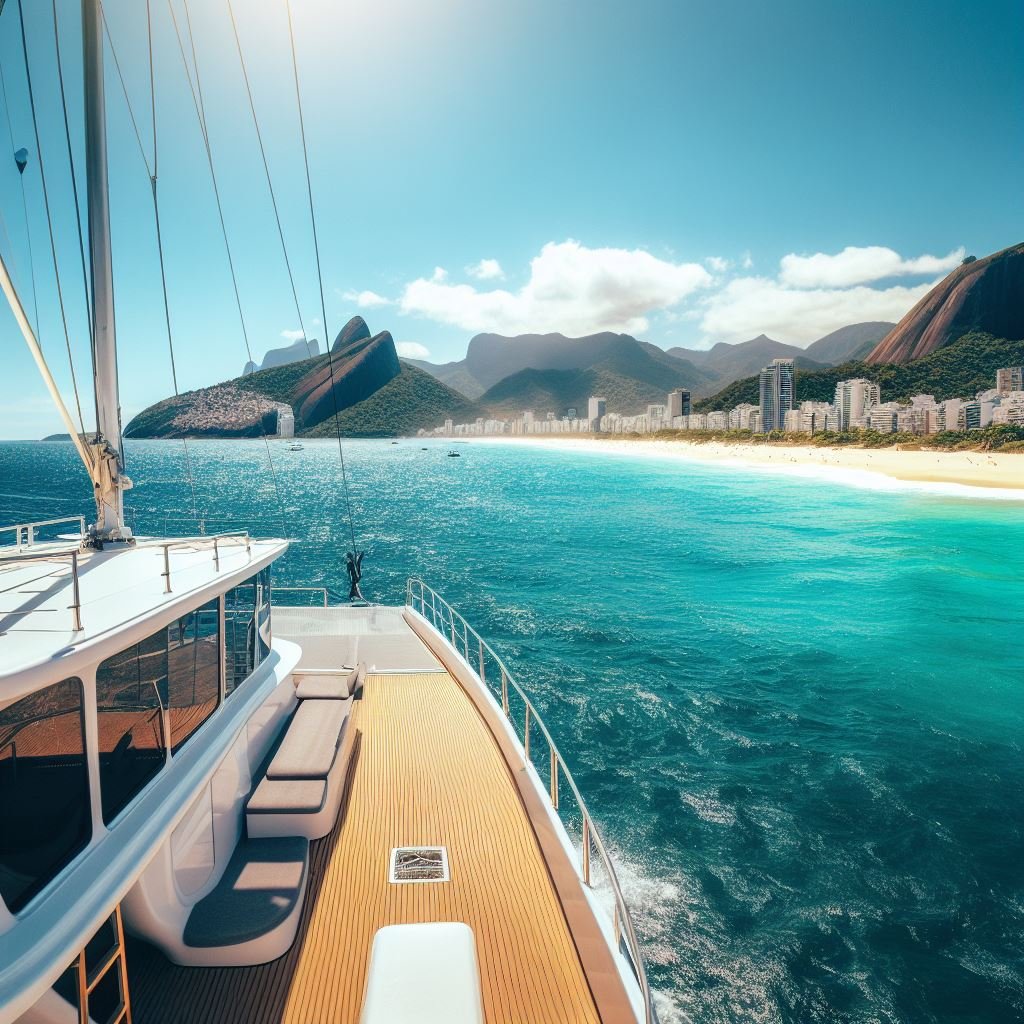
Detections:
97,599,222,823
167,599,221,753
224,569,271,695
96,631,169,824
0,678,91,913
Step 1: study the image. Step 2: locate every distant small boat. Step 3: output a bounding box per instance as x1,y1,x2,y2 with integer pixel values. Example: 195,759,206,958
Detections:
287,442,304,451
447,450,461,458
391,441,399,445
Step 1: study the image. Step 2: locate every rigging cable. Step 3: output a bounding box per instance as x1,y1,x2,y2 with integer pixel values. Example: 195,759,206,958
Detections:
98,4,199,525
0,55,42,344
168,0,287,538
284,0,359,559
50,0,96,388
14,0,88,440
144,0,199,523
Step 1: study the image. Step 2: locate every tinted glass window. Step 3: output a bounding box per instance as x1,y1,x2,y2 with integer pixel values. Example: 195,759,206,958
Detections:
167,599,220,753
225,569,271,695
0,679,91,912
97,631,168,824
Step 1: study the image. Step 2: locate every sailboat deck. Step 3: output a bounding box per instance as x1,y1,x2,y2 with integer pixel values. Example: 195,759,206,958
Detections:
128,667,606,1023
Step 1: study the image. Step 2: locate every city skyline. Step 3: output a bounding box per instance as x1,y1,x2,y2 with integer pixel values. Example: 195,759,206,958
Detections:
0,0,1022,437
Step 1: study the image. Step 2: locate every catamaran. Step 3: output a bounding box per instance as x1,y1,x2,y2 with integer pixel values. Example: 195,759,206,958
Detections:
0,3,656,1023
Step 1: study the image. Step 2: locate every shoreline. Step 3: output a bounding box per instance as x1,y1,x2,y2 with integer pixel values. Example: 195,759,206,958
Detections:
470,435,1024,497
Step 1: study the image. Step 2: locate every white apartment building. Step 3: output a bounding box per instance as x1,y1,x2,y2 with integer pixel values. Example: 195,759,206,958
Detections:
587,396,606,432
835,379,881,430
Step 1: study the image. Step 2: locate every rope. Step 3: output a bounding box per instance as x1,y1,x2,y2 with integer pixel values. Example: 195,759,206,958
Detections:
168,0,287,538
284,0,359,557
142,0,199,522
15,0,88,440
0,56,41,342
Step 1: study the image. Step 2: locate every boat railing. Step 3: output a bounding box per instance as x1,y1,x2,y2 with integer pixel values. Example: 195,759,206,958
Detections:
269,585,349,607
0,514,86,551
0,530,253,633
405,577,653,1024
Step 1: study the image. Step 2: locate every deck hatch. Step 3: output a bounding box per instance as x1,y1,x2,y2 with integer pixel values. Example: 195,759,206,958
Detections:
389,846,449,883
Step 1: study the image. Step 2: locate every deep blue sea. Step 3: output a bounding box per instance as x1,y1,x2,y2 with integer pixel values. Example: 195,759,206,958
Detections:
2,438,1022,1024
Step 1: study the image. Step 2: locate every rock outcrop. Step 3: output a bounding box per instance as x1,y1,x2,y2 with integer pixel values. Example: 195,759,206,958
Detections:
331,316,372,352
295,329,401,427
867,243,1024,364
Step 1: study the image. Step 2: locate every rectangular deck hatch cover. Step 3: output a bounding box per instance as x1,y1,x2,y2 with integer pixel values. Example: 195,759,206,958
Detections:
389,846,450,883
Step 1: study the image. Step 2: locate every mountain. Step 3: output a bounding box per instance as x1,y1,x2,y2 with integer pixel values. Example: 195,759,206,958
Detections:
867,243,1024,364
804,322,894,364
126,316,402,438
694,331,1024,413
242,336,320,376
667,334,826,382
303,364,484,437
413,330,715,399
407,359,487,400
478,334,709,416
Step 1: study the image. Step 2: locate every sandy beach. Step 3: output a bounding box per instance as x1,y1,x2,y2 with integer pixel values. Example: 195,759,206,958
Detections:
472,436,1024,496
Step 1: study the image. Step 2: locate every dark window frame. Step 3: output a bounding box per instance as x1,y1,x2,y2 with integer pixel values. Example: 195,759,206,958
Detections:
0,677,92,913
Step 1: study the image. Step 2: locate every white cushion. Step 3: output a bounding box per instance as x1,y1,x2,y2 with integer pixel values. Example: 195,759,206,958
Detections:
360,923,483,1024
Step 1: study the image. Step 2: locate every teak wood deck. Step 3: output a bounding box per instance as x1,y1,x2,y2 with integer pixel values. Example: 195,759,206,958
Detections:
128,669,621,1023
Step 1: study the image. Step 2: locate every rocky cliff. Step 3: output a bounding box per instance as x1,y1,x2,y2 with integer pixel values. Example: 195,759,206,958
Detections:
295,328,401,427
867,243,1024,364
126,317,401,438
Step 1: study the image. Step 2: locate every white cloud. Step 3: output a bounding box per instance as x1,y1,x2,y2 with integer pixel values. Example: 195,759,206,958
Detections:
466,258,504,280
779,245,964,288
741,251,753,269
699,276,935,345
705,256,730,273
431,267,448,283
341,289,391,309
396,341,431,359
280,328,305,341
400,239,712,337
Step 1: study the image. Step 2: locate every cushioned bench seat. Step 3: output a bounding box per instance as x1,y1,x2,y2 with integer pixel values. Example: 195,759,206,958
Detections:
247,777,327,816
182,835,308,964
246,697,356,841
266,698,351,780
294,664,364,700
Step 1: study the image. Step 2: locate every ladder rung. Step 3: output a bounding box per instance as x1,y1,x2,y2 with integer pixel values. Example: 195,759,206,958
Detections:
101,999,127,1024
85,946,120,993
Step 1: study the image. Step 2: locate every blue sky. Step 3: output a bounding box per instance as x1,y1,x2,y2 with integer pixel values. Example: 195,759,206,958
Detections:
0,0,1021,438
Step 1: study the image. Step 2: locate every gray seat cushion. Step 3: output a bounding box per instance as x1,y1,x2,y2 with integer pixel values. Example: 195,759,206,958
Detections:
267,699,351,780
294,669,358,700
247,777,327,815
183,836,308,948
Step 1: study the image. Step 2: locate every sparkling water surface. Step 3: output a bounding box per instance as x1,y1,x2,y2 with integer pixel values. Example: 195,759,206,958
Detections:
2,438,1022,1024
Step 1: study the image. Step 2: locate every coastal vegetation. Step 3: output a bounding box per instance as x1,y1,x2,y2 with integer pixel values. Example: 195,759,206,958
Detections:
302,365,483,437
640,422,1024,452
695,332,1024,413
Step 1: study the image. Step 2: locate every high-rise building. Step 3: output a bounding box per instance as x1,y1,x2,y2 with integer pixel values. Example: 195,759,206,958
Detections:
758,358,794,432
587,396,606,432
996,367,1024,394
276,408,295,438
834,378,881,430
667,388,691,419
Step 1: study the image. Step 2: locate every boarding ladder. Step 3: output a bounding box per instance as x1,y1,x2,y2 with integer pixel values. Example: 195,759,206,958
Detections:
71,905,132,1024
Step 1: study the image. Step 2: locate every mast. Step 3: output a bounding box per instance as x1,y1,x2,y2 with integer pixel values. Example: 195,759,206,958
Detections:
82,0,132,541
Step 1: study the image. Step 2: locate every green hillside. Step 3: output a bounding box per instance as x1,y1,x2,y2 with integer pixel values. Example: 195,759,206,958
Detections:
695,332,1024,412
301,363,483,437
480,361,692,417
235,352,329,404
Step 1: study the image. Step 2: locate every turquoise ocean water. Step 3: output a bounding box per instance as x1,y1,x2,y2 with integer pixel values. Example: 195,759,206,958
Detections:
2,438,1022,1023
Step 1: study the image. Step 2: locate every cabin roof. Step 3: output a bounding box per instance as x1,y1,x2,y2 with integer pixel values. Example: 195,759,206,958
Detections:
0,536,286,695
